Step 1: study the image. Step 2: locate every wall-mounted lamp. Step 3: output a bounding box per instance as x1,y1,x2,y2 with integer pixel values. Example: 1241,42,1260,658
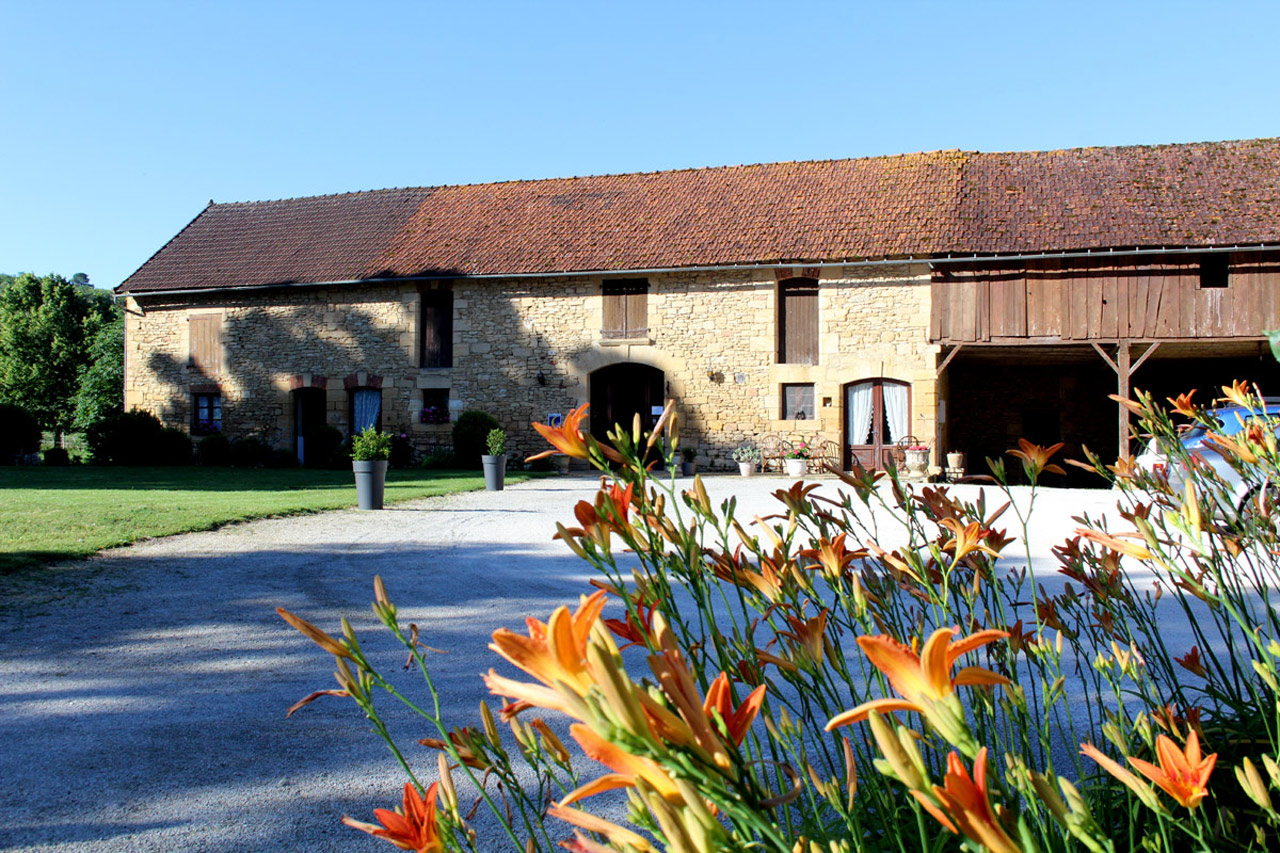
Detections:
706,370,725,384
536,371,547,386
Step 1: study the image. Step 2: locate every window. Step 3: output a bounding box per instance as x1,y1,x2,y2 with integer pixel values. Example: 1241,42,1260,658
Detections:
193,392,222,434
188,314,222,377
420,389,450,424
1199,254,1229,289
782,384,815,420
419,286,453,367
602,279,648,340
350,388,383,435
778,278,818,364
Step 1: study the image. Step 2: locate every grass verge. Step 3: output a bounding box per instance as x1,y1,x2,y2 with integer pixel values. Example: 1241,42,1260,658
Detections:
0,466,529,573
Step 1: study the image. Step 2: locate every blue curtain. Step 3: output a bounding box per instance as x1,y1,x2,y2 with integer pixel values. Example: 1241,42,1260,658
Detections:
353,389,382,434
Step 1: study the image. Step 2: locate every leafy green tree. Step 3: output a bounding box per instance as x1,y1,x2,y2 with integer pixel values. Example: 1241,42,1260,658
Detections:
73,316,125,430
0,273,103,441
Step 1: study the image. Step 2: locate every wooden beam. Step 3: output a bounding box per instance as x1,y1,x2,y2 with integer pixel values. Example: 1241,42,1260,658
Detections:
1128,340,1161,375
1091,341,1119,374
1118,341,1131,456
936,344,965,378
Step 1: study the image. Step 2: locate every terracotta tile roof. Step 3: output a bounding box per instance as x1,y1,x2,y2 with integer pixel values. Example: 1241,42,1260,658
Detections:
119,138,1280,293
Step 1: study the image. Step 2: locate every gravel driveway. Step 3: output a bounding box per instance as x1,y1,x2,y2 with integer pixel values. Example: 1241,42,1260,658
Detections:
0,474,1131,852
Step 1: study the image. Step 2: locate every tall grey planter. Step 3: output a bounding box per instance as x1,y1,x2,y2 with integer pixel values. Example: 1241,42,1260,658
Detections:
482,454,507,491
353,460,388,510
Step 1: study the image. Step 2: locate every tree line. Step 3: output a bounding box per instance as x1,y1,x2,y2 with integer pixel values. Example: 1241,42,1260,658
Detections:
0,272,123,447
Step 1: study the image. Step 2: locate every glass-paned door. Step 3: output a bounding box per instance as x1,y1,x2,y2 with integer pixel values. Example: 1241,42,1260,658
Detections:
844,379,911,470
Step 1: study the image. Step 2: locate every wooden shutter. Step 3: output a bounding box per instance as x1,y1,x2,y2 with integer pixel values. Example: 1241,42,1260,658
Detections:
779,279,818,364
602,279,648,339
189,314,222,377
419,287,453,368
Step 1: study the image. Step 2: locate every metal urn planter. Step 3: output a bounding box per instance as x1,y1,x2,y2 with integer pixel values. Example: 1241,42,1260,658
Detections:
482,454,507,491
353,460,388,510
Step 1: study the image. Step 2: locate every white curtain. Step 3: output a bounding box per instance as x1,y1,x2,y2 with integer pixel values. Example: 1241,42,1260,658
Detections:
846,382,874,445
883,382,909,443
353,389,382,434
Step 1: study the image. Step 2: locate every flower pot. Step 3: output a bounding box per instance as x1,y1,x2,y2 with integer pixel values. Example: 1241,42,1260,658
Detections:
946,452,965,470
681,461,697,476
482,454,507,491
784,458,808,478
904,449,930,477
738,461,756,477
553,453,571,474
352,460,388,510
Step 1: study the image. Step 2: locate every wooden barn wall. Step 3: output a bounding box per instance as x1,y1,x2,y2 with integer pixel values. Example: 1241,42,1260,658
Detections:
929,253,1280,343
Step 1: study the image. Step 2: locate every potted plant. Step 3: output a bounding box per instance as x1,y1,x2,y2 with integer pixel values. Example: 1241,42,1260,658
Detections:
732,444,761,477
351,426,392,510
482,427,507,491
680,446,698,476
784,443,811,478
904,443,930,477
946,450,966,470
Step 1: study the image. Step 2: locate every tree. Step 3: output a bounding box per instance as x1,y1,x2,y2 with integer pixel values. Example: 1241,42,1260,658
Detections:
73,316,125,430
0,273,103,440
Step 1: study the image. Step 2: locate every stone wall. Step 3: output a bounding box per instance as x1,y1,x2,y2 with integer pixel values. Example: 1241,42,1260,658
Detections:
125,264,940,468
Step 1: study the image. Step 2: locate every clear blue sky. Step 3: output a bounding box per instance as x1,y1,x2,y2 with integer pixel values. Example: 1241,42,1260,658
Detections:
3,0,1279,289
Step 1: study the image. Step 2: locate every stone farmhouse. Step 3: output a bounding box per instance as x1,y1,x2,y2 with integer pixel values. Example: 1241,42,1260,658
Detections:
117,138,1280,476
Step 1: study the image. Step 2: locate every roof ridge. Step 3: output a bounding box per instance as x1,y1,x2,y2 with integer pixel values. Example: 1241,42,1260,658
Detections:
202,137,1280,209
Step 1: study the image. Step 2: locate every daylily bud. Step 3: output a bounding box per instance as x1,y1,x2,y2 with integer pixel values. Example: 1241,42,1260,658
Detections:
437,752,458,815
1236,758,1272,810
277,607,352,659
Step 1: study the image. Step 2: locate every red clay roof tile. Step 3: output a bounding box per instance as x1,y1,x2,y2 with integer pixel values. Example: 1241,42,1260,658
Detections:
119,138,1280,293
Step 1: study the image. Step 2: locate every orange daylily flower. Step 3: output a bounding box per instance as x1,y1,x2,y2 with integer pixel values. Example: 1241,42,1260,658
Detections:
558,723,682,806
826,627,1010,729
1083,731,1216,810
418,726,491,771
939,518,1003,563
483,591,608,719
1130,731,1217,809
911,748,1020,853
703,671,767,746
799,533,869,580
527,404,623,463
1167,390,1199,418
778,609,830,668
1174,646,1207,678
1008,438,1066,478
603,594,661,649
342,782,443,852
1075,527,1153,561
1221,379,1254,410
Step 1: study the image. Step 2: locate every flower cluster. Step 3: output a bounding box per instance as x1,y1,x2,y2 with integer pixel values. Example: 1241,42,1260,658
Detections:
278,385,1280,853
418,405,449,425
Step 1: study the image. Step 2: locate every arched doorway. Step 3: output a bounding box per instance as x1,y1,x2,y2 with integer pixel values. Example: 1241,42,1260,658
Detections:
589,363,665,447
844,378,911,470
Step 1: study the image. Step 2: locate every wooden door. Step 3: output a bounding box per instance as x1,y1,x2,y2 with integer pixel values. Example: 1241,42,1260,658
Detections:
844,379,911,471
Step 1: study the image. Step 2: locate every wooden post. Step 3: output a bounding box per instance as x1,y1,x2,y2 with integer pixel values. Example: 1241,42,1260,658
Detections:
1117,340,1131,457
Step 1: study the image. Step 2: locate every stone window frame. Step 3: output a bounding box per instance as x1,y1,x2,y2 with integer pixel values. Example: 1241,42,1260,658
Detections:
192,389,223,435
781,383,816,421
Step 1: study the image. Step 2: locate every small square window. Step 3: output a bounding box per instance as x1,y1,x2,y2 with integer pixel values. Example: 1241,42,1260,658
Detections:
420,389,450,424
193,392,222,435
1199,254,1229,289
781,384,815,420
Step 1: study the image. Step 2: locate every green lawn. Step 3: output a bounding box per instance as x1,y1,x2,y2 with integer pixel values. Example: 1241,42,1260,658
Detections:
0,466,527,573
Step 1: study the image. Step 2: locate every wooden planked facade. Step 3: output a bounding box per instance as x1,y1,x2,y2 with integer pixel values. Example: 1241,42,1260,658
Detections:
930,252,1280,344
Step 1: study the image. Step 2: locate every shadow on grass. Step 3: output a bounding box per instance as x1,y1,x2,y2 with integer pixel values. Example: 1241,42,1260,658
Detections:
0,466,498,493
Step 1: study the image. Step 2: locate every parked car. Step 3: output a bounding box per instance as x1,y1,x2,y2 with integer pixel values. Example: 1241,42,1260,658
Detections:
1135,401,1280,517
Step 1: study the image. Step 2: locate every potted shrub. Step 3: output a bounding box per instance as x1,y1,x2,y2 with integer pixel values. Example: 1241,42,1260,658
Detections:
351,426,392,510
784,442,811,477
482,427,507,491
680,446,698,476
732,444,761,477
